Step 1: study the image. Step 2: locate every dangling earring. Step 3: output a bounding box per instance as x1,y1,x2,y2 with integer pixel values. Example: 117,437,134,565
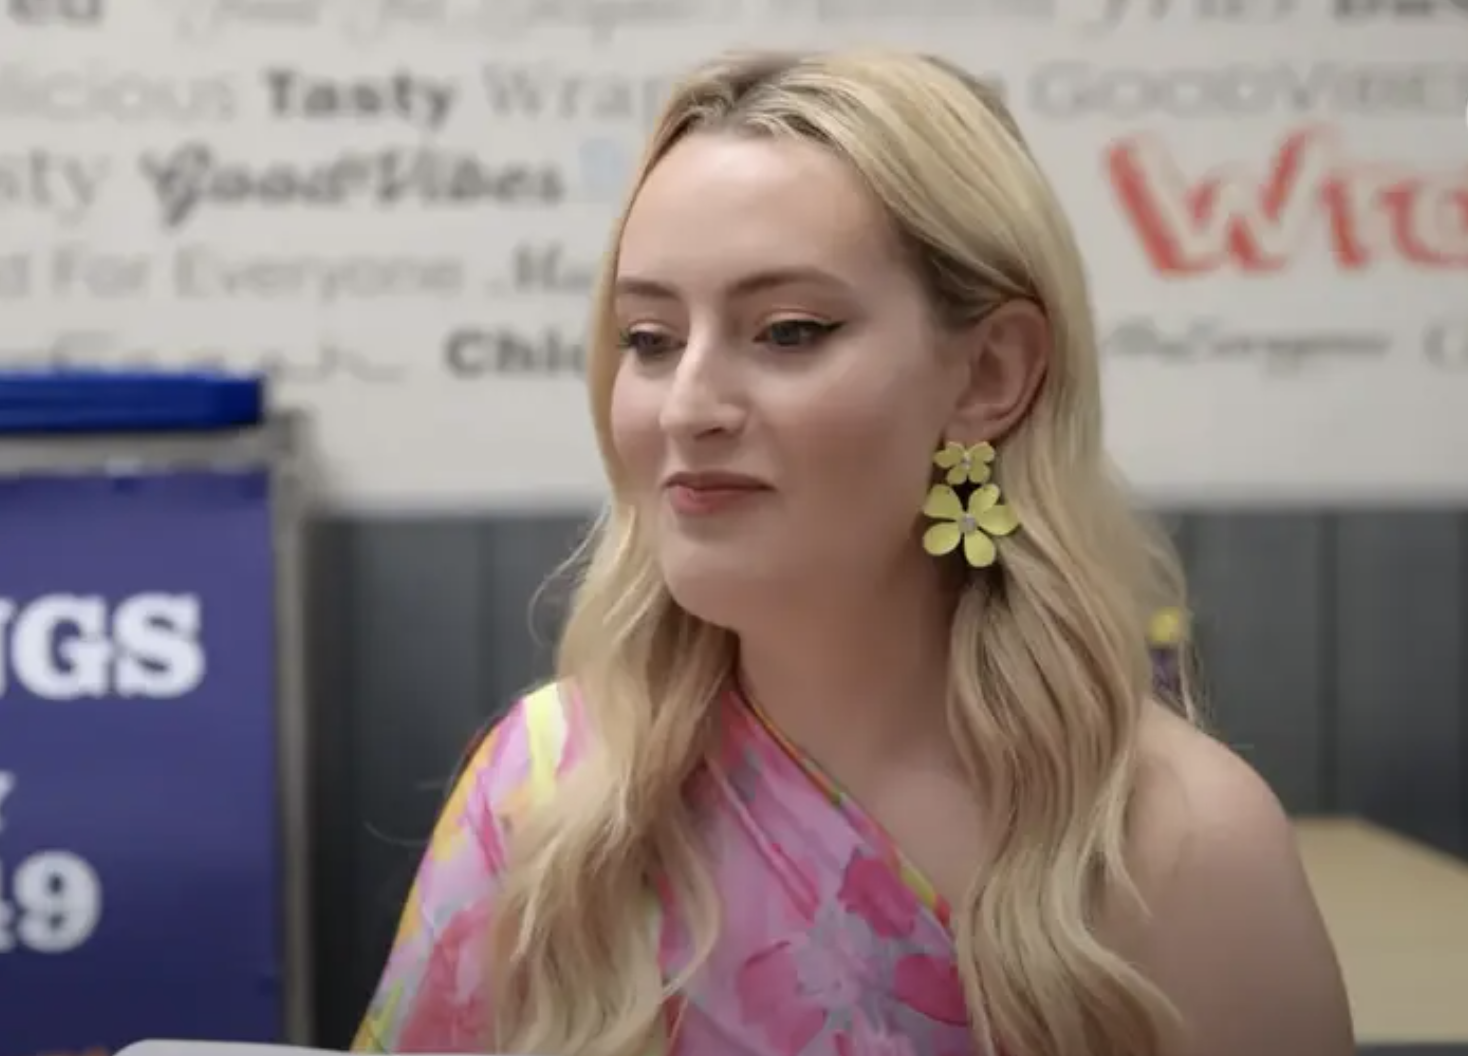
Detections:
921,441,1020,569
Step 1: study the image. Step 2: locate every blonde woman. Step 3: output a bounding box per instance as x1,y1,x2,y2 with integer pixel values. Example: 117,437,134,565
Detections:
353,50,1353,1056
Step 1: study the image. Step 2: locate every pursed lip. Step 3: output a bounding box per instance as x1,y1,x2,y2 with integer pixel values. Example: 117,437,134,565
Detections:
662,470,771,492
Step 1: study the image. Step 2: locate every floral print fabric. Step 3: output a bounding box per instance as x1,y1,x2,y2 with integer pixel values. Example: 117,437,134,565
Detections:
352,683,986,1055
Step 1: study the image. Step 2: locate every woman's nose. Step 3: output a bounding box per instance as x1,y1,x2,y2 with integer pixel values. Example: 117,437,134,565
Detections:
658,340,746,440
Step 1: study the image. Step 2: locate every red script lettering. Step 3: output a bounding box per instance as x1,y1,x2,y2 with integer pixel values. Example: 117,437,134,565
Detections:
1106,125,1468,276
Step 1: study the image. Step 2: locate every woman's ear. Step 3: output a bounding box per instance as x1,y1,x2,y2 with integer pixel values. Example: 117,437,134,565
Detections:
943,300,1050,443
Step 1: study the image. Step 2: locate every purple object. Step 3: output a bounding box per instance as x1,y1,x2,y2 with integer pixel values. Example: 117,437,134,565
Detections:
0,469,284,1053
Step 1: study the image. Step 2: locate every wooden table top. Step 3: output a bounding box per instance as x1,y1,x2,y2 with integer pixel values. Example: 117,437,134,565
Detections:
1295,819,1468,1044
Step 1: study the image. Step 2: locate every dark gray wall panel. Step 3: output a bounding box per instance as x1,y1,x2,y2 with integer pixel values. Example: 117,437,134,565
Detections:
1151,510,1196,566
316,520,495,1046
1187,514,1331,813
303,516,362,1049
475,514,590,710
1456,515,1468,860
1333,514,1466,854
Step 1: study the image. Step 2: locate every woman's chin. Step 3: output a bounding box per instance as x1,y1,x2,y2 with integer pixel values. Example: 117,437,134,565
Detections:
659,552,779,632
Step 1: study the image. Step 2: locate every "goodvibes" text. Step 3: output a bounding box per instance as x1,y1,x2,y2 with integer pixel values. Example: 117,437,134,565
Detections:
138,143,563,229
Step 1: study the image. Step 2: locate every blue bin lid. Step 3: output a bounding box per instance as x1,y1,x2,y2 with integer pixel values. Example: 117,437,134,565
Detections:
0,368,265,434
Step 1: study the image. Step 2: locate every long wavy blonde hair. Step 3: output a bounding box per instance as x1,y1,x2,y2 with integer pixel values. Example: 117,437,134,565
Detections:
485,48,1196,1056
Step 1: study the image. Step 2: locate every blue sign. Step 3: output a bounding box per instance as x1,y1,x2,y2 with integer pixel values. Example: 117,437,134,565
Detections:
0,468,283,1056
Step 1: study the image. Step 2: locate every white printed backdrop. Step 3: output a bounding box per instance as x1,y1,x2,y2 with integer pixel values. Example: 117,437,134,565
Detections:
2,0,1466,509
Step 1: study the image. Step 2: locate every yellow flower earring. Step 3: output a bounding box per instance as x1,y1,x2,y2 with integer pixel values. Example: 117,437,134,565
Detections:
933,440,995,486
921,441,1020,569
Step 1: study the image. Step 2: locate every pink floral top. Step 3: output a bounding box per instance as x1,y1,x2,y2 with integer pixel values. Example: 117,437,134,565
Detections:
352,682,989,1055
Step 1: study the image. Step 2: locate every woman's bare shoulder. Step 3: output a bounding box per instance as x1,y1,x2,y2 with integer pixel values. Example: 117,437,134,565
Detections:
1105,703,1354,1056
1132,703,1288,869
1121,702,1305,926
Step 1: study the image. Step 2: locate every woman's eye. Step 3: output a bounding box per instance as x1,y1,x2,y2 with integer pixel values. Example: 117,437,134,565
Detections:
616,328,674,358
758,319,841,349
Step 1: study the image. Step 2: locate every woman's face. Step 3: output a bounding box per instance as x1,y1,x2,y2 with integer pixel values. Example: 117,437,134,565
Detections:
609,132,962,625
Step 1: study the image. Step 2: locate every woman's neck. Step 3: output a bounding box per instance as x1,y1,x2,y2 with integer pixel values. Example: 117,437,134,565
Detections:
734,555,958,775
